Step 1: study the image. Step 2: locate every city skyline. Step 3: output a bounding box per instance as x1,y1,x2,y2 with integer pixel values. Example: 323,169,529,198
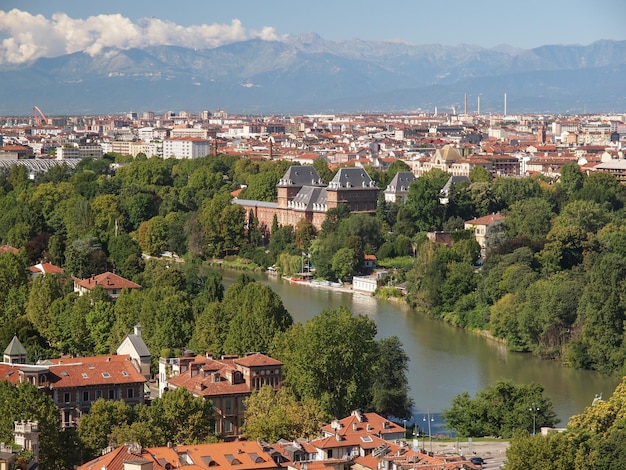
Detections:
1,0,625,66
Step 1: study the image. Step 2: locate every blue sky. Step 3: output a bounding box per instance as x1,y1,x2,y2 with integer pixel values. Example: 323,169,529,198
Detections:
1,0,625,64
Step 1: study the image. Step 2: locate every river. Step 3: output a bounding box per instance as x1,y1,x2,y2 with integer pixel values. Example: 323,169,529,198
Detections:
220,269,622,431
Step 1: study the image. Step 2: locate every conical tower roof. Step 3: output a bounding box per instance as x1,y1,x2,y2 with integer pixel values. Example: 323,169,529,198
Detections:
4,335,27,357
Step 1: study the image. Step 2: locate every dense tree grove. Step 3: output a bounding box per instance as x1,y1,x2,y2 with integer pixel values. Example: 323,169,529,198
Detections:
505,377,626,469
400,164,626,376
442,380,558,438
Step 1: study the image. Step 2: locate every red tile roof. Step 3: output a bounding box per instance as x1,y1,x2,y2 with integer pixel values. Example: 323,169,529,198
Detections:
80,440,278,470
235,353,283,368
74,271,142,290
0,245,19,255
464,213,505,226
29,262,64,274
46,354,146,388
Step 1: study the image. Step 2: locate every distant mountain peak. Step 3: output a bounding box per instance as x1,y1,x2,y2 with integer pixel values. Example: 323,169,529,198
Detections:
0,39,624,115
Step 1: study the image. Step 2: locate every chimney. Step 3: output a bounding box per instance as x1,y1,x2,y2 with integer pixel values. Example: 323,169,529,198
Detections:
134,324,142,337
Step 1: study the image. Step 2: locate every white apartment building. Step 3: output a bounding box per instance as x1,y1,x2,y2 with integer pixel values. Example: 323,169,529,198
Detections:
56,144,103,159
162,137,212,159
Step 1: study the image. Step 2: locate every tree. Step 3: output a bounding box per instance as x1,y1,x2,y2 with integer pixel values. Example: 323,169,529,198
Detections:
78,399,133,460
137,215,168,256
404,169,449,232
330,247,358,281
273,306,377,418
25,273,65,338
442,379,558,438
242,385,330,442
139,286,194,355
199,192,245,257
492,176,542,211
469,166,492,183
64,237,107,278
222,282,293,355
369,336,413,418
294,219,317,250
505,197,555,242
142,387,215,445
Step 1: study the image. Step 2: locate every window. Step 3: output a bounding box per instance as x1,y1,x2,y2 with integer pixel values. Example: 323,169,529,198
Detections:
327,450,333,459
225,398,232,413
127,387,134,398
96,390,102,399
64,392,70,403
108,389,115,399
102,372,111,378
82,391,89,402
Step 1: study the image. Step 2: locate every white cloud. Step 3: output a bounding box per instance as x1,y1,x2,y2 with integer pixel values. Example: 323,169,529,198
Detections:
0,9,283,65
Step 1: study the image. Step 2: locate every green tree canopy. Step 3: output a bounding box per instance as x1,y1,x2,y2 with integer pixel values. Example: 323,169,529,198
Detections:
442,379,558,438
272,306,378,418
242,385,330,442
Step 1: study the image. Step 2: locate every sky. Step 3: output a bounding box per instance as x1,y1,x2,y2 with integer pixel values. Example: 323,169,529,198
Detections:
1,0,625,65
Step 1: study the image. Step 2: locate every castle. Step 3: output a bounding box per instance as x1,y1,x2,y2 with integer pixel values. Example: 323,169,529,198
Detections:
234,166,379,232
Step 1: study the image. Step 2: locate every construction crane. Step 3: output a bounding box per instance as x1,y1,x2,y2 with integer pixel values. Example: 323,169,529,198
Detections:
33,106,48,126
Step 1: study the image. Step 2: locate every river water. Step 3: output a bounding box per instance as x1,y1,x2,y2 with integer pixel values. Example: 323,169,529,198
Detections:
220,269,622,430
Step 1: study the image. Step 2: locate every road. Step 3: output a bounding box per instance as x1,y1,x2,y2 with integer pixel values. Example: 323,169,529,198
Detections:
432,440,508,469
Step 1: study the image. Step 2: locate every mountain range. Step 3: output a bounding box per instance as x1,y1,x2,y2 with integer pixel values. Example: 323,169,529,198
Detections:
2,34,625,116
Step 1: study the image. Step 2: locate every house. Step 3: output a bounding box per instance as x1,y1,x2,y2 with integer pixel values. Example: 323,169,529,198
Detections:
160,352,283,439
117,325,152,380
384,171,416,203
78,440,280,470
0,337,147,428
29,262,64,279
439,175,470,204
73,271,142,301
464,213,506,258
298,410,476,470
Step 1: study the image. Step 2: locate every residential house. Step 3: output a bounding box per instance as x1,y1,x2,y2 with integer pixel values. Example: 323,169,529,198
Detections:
73,271,142,301
117,325,152,380
29,262,64,279
160,352,283,439
464,213,506,258
384,171,416,203
0,336,147,429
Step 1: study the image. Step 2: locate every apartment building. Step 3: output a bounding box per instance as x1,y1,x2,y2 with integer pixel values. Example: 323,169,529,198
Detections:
0,337,147,428
162,137,212,159
160,352,283,439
